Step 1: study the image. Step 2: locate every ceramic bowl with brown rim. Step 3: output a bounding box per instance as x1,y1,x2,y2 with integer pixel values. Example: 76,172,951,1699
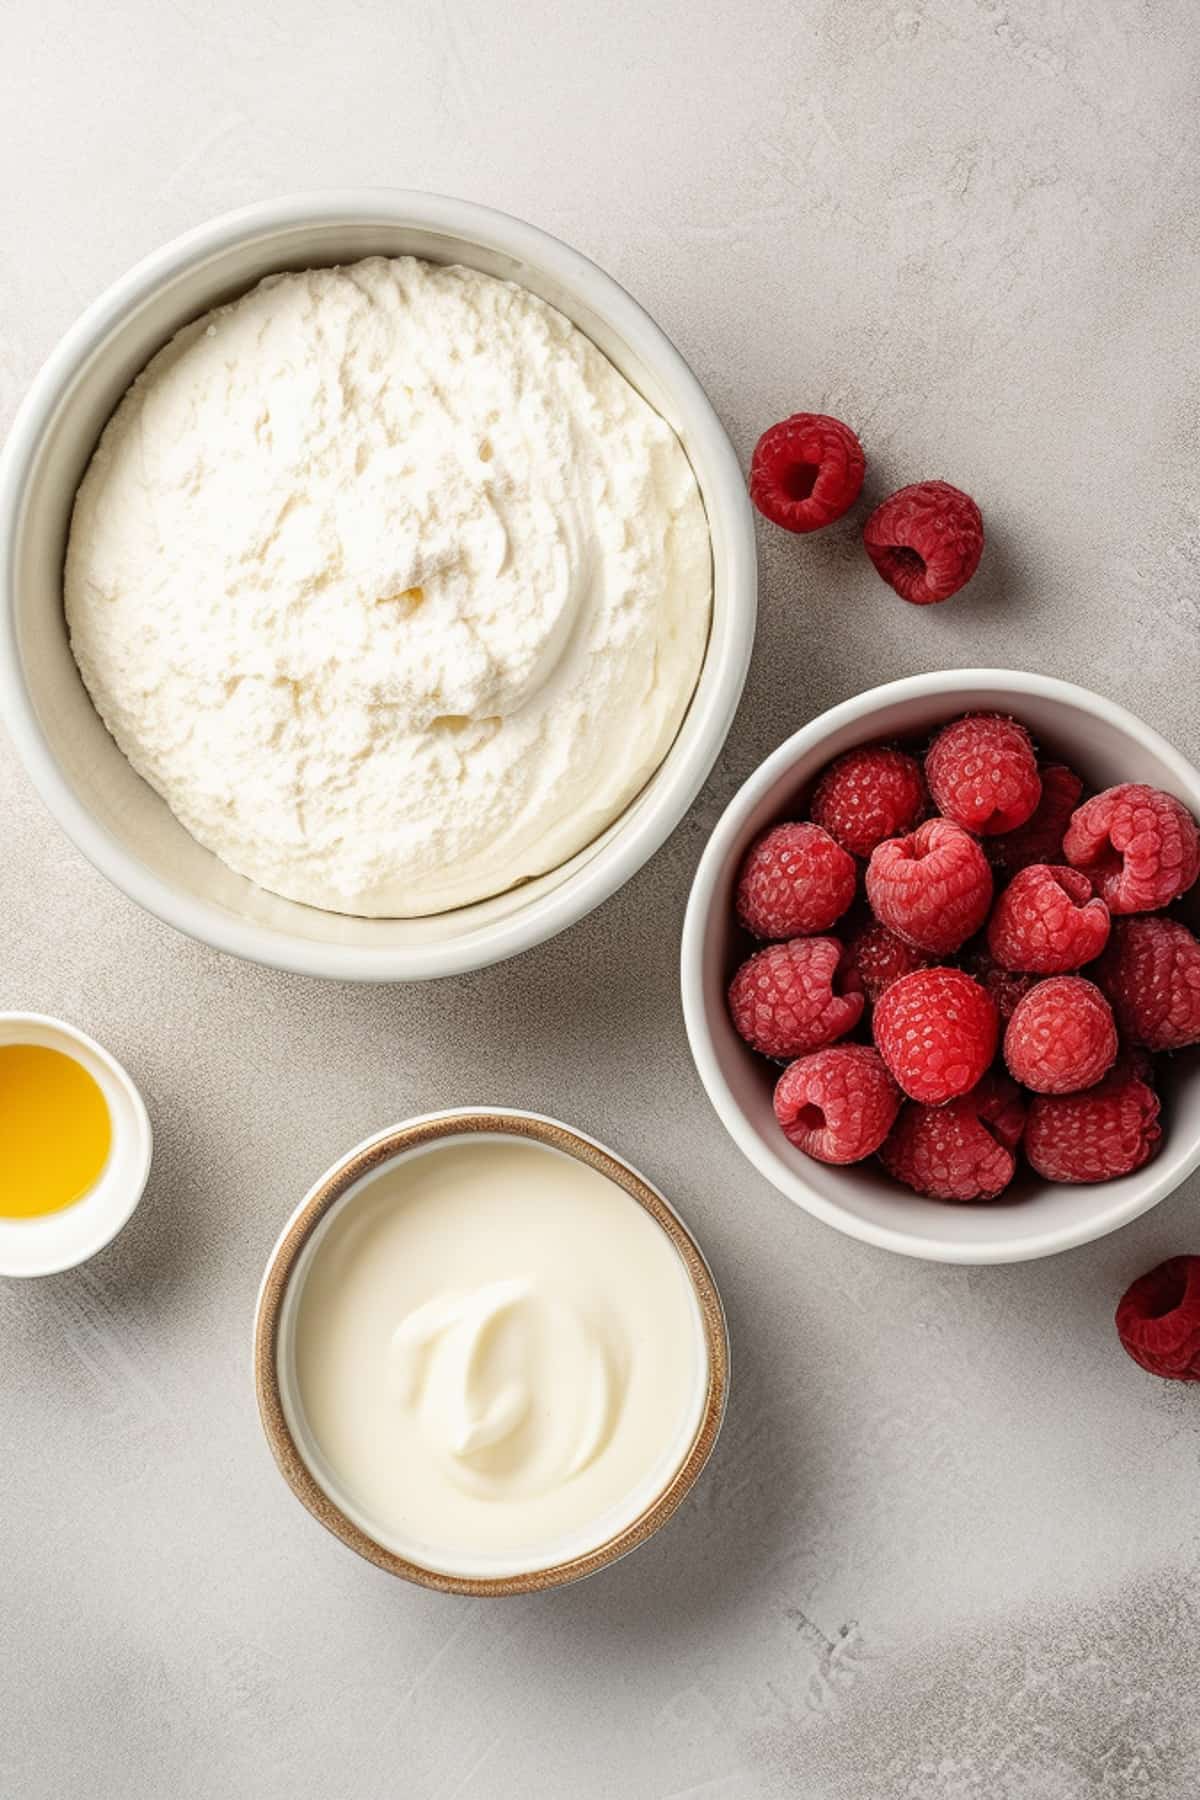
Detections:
254,1109,728,1595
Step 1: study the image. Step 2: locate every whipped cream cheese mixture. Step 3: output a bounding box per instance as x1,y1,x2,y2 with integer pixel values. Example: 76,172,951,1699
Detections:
65,258,711,916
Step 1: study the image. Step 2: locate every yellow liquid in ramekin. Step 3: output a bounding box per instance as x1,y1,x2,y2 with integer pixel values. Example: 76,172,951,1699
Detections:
0,1044,112,1218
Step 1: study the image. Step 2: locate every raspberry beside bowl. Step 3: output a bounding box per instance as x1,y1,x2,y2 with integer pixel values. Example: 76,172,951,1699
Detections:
680,670,1200,1265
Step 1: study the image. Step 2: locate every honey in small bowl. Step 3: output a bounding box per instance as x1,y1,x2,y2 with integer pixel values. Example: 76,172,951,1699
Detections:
0,1044,112,1219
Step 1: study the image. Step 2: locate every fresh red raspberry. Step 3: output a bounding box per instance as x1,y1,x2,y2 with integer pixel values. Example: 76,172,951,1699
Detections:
1024,1065,1161,1183
880,1072,1027,1202
987,764,1084,873
749,413,865,534
1110,1043,1155,1086
1116,1257,1200,1381
862,480,983,604
842,919,933,1006
1063,783,1200,914
925,714,1042,837
960,945,1041,1021
773,1044,901,1164
736,822,856,940
1003,976,1117,1094
986,863,1110,973
810,745,928,859
728,937,863,1060
865,818,993,954
1095,916,1200,1051
872,966,998,1104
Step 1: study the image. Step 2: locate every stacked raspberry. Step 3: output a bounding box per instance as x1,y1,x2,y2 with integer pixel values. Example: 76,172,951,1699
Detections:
727,712,1200,1202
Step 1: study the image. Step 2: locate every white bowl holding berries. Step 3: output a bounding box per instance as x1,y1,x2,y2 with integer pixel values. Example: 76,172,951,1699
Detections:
682,670,1200,1264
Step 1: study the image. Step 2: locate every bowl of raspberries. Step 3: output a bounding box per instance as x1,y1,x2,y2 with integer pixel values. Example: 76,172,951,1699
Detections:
681,670,1200,1263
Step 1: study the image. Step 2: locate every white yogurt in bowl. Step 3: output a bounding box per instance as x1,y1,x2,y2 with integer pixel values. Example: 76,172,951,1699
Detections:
255,1110,727,1592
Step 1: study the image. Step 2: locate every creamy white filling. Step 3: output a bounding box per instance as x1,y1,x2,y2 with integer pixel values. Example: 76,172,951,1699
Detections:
65,256,711,916
291,1136,706,1570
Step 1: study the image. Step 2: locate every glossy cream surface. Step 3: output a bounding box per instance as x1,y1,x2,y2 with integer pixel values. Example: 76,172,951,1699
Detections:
290,1135,707,1573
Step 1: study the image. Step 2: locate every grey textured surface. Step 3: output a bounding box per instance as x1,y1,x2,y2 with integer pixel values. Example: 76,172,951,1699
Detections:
2,1,1199,1795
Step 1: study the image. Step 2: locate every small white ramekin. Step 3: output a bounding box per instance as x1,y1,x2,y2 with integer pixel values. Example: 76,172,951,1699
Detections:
0,191,755,981
0,1012,152,1277
681,670,1200,1266
254,1108,728,1593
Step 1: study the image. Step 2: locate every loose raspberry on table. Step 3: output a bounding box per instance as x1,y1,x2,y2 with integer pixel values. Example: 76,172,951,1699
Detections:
987,764,1084,873
1024,1066,1161,1183
986,863,1110,973
1063,783,1200,914
925,714,1042,837
1095,916,1200,1051
872,966,999,1104
773,1044,901,1164
728,937,863,1060
880,1072,1026,1202
736,822,857,940
862,480,984,604
842,919,933,1006
1115,1257,1200,1382
960,945,1041,1021
1003,976,1117,1094
749,413,865,534
810,745,928,859
865,818,993,955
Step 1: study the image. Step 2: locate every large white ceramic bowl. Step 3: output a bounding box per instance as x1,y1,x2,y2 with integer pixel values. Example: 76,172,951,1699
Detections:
0,191,755,981
682,670,1200,1265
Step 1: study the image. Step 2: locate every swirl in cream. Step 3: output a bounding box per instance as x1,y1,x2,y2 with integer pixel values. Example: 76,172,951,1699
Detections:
392,1277,616,1499
291,1135,707,1573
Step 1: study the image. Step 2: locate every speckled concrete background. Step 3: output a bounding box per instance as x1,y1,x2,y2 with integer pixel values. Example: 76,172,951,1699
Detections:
2,2,1199,1795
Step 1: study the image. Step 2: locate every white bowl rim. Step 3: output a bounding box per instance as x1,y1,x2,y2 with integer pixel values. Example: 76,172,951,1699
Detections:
0,1010,153,1276
681,667,1200,1265
0,188,756,981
